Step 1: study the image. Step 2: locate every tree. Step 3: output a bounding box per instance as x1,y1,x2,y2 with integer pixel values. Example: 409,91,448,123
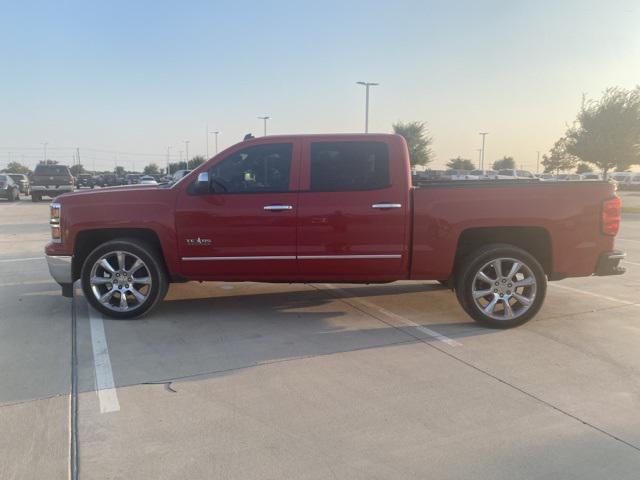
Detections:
492,156,516,170
446,157,475,170
143,163,160,175
575,162,593,174
565,87,640,178
541,137,577,174
392,121,433,166
114,166,125,176
70,164,85,176
188,156,205,169
168,161,188,173
3,162,31,174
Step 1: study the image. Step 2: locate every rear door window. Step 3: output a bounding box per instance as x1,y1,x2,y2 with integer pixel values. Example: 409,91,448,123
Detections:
309,141,389,192
35,165,70,176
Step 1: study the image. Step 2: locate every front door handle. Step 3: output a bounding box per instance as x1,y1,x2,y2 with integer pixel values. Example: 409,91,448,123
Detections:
264,205,293,211
372,203,402,209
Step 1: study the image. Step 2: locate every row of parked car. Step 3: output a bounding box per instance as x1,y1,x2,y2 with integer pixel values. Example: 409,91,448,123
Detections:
414,169,640,189
0,165,194,202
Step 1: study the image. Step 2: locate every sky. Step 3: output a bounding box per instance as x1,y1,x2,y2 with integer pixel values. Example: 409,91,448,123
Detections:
1,0,639,172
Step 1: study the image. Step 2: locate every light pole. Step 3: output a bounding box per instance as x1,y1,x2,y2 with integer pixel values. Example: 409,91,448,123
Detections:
184,140,190,164
41,142,48,162
479,132,489,169
212,131,220,154
356,81,379,133
166,147,172,175
257,116,270,136
207,128,220,157
536,151,540,174
477,149,482,169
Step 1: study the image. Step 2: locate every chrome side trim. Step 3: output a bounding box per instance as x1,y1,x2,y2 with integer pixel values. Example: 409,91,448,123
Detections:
263,205,293,211
182,256,296,261
298,254,401,259
46,254,72,284
182,254,402,261
371,203,402,209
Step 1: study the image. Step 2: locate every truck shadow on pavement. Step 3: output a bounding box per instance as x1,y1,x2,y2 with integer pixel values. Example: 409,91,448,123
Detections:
76,282,497,392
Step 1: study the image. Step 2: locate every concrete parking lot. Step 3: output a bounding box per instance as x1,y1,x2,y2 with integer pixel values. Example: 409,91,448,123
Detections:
1,194,640,480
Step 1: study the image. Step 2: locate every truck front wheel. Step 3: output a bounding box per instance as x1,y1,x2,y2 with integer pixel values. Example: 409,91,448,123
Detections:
81,239,168,319
455,244,547,328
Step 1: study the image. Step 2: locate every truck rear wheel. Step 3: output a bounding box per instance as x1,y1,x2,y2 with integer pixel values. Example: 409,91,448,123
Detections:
31,192,41,202
455,244,546,328
81,239,168,319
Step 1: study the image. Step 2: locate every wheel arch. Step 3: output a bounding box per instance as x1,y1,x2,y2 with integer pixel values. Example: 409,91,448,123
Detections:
72,228,167,282
454,226,553,276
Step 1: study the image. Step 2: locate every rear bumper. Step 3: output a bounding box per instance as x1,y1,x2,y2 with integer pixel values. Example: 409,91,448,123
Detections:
31,185,73,194
594,250,626,276
46,254,73,297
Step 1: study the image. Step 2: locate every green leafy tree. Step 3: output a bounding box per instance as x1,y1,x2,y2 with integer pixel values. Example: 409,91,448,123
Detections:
3,162,31,174
565,87,640,178
392,121,433,166
70,164,85,176
575,163,593,174
143,163,160,175
492,156,516,170
542,138,577,174
446,157,475,170
168,161,188,173
188,156,205,169
114,165,125,176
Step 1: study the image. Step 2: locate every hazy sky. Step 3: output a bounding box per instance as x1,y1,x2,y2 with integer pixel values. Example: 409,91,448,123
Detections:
1,0,639,172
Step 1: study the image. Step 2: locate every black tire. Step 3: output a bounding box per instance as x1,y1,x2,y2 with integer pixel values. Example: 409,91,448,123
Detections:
455,243,547,329
31,192,41,202
81,238,168,319
8,188,17,202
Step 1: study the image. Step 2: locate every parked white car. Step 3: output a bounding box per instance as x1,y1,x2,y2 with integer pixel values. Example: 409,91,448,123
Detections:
581,173,602,181
139,175,158,185
442,169,475,180
556,174,582,181
620,174,640,190
535,173,556,181
469,169,499,179
610,172,633,184
497,169,535,180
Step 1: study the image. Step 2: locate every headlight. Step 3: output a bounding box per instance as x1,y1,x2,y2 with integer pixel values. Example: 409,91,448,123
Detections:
50,203,62,242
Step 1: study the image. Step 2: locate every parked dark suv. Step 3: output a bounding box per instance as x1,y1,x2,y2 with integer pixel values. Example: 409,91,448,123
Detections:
30,164,74,201
76,173,95,189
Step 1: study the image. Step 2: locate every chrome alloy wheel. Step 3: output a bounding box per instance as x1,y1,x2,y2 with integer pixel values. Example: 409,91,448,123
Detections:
89,250,152,313
471,257,537,321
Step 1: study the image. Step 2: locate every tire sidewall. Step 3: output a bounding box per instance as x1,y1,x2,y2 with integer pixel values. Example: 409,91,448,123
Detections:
456,244,547,329
81,239,166,319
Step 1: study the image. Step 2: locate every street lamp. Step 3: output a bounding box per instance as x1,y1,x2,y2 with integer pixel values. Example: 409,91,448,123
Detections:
356,81,379,133
166,147,172,175
257,116,271,136
207,127,220,157
184,140,190,164
41,142,48,162
479,132,489,169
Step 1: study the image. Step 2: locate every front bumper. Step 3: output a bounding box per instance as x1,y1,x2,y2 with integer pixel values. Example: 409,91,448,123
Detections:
594,250,626,276
46,254,73,297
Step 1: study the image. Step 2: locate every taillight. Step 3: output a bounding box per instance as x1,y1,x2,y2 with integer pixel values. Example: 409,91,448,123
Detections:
50,203,62,242
602,197,621,236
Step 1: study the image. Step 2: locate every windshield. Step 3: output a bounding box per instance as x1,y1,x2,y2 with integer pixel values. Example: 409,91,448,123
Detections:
34,165,69,176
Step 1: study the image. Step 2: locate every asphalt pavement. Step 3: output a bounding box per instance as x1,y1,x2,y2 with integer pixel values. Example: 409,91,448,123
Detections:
1,196,640,479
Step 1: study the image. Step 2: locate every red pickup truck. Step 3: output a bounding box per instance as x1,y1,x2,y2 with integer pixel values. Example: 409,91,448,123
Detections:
45,134,625,328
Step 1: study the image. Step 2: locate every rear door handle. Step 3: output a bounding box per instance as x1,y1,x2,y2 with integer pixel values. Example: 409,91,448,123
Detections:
264,205,293,211
371,203,402,209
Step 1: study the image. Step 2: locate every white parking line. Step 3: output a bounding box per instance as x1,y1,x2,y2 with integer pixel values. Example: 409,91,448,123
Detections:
0,256,42,263
624,260,640,267
88,309,120,413
550,283,637,306
324,284,461,347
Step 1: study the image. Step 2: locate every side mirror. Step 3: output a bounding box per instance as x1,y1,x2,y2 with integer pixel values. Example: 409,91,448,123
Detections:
195,172,209,194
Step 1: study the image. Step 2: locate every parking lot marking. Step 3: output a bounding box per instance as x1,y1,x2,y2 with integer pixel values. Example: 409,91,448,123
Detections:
88,309,120,413
0,279,55,288
624,260,640,266
323,284,462,347
0,256,42,263
551,283,638,306
618,237,640,244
